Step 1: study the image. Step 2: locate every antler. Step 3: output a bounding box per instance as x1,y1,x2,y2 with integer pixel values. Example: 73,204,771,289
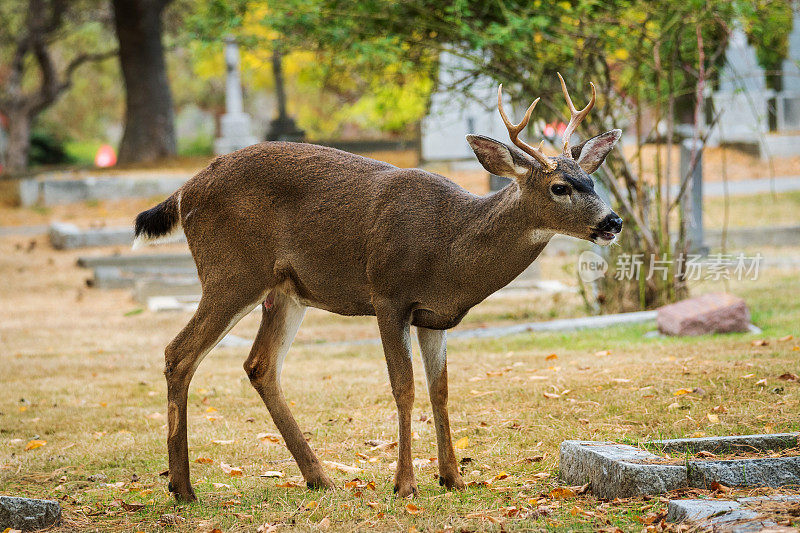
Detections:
497,84,556,172
557,72,596,157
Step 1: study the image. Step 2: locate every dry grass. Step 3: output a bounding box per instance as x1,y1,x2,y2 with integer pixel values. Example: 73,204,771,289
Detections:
1,230,799,531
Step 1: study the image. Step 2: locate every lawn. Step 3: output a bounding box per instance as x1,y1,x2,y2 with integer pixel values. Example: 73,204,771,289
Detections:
1,231,798,532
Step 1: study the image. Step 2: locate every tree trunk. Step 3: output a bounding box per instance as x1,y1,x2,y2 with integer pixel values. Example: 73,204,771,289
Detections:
112,0,176,164
5,111,32,174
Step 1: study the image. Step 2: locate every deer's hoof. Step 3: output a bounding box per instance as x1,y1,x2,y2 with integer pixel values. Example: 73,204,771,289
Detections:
306,474,336,490
438,472,466,490
169,482,197,502
393,481,418,498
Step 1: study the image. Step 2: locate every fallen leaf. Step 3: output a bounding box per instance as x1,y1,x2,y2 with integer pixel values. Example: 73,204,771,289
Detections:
277,481,302,488
755,378,767,386
25,440,46,451
205,406,217,413
545,354,558,361
778,335,794,342
542,392,560,399
709,481,731,493
707,413,720,424
111,498,145,512
532,472,550,479
405,503,423,515
220,463,243,476
259,471,284,478
454,436,470,449
195,457,214,464
711,405,728,413
157,514,185,526
493,471,509,481
779,372,799,382
212,439,234,445
751,339,768,346
673,388,692,396
697,450,717,458
548,487,577,499
257,433,282,443
257,523,279,533
594,350,611,357
305,500,317,511
323,460,361,474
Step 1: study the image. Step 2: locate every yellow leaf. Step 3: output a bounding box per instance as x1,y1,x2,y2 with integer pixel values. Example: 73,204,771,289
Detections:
454,437,469,450
545,354,558,361
707,413,720,424
25,440,46,451
493,471,509,481
594,350,611,357
405,503,423,515
613,49,630,61
673,388,692,396
305,500,317,510
195,457,213,464
205,407,217,413
548,487,576,499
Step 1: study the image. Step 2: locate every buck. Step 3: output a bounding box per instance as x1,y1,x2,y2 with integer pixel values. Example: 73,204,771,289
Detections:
134,74,623,501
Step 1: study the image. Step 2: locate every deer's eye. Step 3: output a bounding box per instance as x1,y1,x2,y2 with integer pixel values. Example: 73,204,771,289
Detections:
551,184,570,196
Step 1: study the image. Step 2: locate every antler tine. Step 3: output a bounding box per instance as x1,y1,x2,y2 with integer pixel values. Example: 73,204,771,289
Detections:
557,72,596,157
497,84,556,171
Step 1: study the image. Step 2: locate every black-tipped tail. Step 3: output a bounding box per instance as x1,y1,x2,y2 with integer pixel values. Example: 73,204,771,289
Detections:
133,192,181,248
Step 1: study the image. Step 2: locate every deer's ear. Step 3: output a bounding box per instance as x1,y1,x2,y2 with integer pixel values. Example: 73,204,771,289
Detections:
570,129,621,174
466,135,531,179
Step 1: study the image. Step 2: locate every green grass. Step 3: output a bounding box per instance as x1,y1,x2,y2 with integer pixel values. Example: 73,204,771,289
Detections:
1,255,798,531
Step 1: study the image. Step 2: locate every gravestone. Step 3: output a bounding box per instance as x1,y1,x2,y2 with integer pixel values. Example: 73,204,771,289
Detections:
709,25,773,152
265,48,305,142
214,37,259,155
657,293,750,336
777,8,800,131
0,496,61,530
679,138,707,255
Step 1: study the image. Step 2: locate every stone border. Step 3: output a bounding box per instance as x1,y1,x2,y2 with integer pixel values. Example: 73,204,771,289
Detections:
560,434,800,499
667,496,800,532
0,496,61,530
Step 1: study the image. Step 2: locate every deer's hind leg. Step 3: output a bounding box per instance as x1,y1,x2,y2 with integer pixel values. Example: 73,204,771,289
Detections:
244,291,335,490
417,327,465,490
166,283,266,502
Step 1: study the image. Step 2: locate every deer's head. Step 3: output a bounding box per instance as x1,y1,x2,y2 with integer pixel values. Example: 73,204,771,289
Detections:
466,74,622,246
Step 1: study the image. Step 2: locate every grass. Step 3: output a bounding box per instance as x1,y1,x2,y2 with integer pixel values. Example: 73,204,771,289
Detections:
1,232,799,531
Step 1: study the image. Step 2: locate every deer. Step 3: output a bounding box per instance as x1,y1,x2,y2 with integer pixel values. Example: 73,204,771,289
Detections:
133,74,623,502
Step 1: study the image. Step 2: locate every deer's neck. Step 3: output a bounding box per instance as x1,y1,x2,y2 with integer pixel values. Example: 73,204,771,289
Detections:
453,183,552,299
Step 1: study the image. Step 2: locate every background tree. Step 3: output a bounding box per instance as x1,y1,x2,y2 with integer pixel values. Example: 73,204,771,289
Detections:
0,0,116,173
265,0,792,311
112,0,177,164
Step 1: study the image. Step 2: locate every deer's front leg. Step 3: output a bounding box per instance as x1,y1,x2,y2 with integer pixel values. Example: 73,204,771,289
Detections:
417,327,465,490
375,302,417,497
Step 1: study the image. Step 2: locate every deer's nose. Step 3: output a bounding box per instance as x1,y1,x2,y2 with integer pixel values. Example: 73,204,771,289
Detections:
598,213,623,233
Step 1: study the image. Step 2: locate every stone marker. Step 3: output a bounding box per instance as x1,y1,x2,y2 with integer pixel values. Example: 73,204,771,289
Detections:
559,441,687,499
657,292,750,336
667,496,799,533
560,433,800,499
49,222,135,250
0,496,61,531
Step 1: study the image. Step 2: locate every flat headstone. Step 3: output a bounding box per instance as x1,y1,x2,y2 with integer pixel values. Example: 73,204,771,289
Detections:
559,440,687,500
688,457,800,489
560,434,800,499
667,496,799,533
0,496,61,531
49,222,135,250
657,292,750,336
